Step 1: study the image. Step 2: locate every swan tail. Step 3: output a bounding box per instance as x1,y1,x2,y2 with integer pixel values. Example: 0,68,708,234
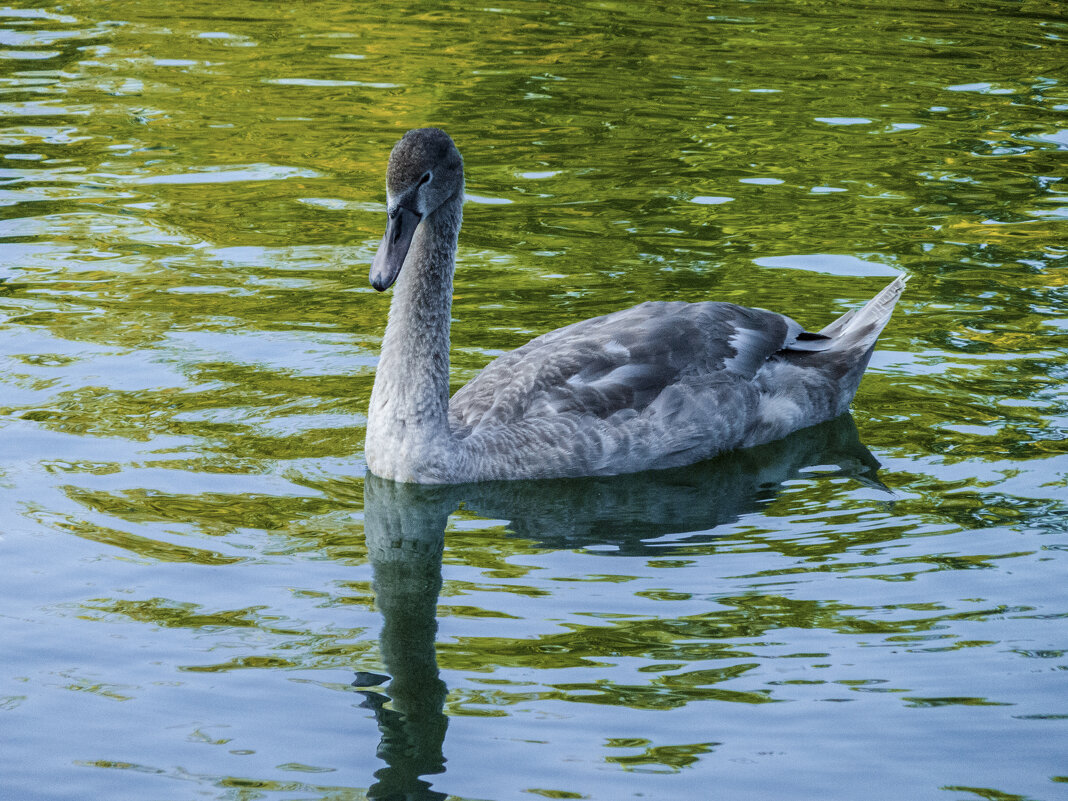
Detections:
782,274,908,419
819,273,908,349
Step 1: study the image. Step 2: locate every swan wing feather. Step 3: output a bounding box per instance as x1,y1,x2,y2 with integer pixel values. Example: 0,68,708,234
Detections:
449,300,818,430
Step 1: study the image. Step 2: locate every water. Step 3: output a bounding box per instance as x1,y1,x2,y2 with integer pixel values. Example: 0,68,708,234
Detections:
1,1,1066,799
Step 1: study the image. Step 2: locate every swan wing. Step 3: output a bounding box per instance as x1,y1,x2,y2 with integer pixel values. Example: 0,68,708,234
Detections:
449,300,825,430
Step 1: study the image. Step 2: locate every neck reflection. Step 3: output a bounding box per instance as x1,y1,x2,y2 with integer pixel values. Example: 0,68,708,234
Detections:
362,479,455,801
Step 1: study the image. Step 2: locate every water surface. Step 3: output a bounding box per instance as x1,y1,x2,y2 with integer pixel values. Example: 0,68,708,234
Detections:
1,2,1066,800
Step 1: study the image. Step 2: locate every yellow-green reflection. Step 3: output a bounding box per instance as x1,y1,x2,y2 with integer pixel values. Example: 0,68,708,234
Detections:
1,1,1066,800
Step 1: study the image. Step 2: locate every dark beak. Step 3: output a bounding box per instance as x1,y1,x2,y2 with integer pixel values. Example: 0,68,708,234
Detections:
370,206,421,291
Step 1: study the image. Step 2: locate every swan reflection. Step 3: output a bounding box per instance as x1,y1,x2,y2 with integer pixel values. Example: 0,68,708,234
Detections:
359,414,881,797
361,480,452,800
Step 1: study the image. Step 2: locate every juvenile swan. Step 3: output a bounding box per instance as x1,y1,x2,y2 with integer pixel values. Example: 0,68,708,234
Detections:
365,128,905,484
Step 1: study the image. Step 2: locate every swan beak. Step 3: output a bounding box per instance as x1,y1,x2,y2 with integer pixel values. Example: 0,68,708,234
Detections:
370,206,421,291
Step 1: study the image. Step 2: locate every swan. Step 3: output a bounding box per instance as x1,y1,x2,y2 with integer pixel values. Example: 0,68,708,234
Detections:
365,127,906,484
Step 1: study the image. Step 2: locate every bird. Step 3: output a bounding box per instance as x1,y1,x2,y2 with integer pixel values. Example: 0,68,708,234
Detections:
364,127,906,484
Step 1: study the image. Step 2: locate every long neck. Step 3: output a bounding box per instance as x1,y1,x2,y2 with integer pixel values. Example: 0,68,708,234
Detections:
367,193,463,470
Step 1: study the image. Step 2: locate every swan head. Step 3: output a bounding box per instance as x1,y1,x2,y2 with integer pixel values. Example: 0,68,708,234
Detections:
370,128,464,291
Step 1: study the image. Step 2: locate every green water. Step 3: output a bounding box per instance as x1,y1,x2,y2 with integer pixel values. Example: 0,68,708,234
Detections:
1,1,1066,799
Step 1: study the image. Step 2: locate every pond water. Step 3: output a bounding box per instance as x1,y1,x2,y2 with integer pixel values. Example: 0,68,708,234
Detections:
1,1,1066,799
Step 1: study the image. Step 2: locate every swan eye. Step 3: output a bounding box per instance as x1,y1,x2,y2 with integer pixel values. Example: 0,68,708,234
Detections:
418,171,432,187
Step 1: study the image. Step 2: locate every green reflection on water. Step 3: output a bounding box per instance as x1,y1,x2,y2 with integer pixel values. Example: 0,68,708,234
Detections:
1,0,1066,800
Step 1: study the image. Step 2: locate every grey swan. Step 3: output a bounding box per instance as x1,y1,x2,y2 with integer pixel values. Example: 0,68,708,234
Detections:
365,127,905,484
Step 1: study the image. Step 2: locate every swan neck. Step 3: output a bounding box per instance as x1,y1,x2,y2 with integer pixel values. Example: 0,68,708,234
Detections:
366,192,462,479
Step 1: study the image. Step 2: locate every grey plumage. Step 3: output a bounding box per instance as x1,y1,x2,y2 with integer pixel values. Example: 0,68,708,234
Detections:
365,128,907,484
363,414,883,552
